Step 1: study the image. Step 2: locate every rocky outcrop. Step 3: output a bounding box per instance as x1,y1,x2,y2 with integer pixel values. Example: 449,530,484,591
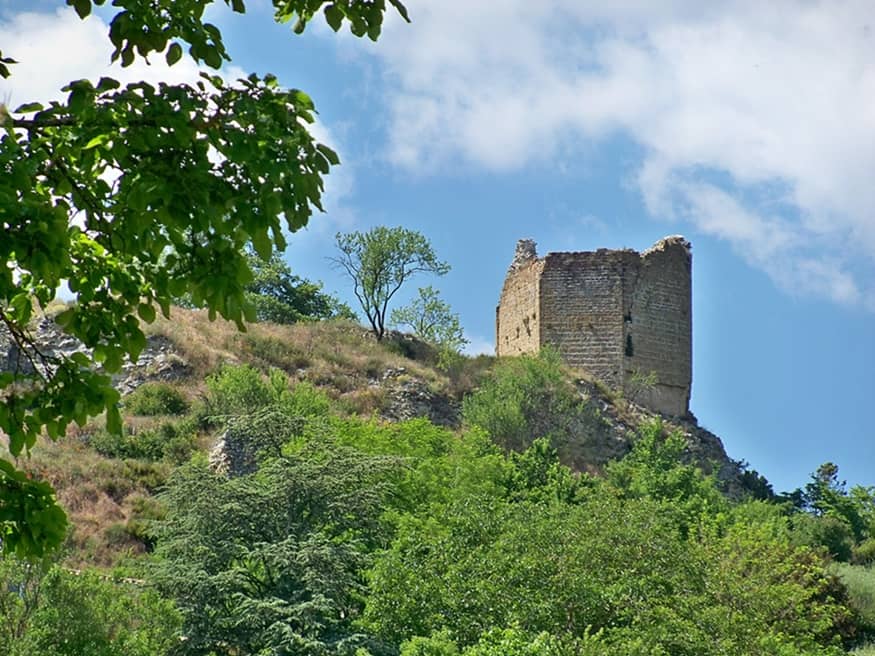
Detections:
115,335,191,394
376,367,460,428
0,318,191,394
571,378,745,495
209,411,301,476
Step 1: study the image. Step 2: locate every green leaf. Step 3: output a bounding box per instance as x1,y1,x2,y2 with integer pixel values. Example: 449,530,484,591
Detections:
294,90,315,110
84,133,110,150
231,0,245,12
69,0,91,19
252,230,271,260
389,0,411,23
105,404,122,435
70,352,91,367
95,76,120,92
137,302,156,323
103,349,123,373
324,4,344,32
166,42,183,66
316,143,340,166
13,101,43,113
203,47,222,69
54,308,76,328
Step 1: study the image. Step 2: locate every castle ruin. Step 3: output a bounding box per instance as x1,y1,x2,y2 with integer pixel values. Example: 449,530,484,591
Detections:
495,236,692,417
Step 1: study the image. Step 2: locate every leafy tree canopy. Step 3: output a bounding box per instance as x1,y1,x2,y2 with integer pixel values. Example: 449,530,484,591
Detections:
154,446,398,655
332,227,450,340
0,555,179,656
0,0,408,556
244,251,355,324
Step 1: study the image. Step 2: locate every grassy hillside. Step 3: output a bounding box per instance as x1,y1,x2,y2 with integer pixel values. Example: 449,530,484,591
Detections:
12,308,759,568
19,310,493,567
7,309,874,655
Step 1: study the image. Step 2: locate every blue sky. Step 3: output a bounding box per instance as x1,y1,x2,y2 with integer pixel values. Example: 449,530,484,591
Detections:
2,1,873,493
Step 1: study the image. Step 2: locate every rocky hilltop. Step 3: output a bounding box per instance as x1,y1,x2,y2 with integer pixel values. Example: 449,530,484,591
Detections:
2,309,753,496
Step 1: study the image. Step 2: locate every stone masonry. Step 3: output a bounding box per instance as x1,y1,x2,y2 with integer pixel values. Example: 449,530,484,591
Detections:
496,236,692,417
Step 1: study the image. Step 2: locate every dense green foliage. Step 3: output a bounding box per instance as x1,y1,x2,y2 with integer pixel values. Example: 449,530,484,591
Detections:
0,0,408,555
245,252,356,324
141,365,866,654
462,349,602,460
332,227,450,340
780,463,875,563
123,382,190,416
1,358,872,654
89,419,197,463
154,447,396,655
0,557,179,655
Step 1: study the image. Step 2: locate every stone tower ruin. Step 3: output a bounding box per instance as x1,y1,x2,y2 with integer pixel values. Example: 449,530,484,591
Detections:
495,236,692,416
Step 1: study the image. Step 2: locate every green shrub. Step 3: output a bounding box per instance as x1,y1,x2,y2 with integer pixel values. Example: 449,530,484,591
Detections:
125,495,166,550
122,460,170,493
279,380,332,418
462,627,569,656
790,513,855,561
462,349,603,460
104,522,132,547
0,562,181,656
205,364,279,417
835,563,875,639
89,421,196,463
123,382,189,416
855,539,875,566
401,630,460,656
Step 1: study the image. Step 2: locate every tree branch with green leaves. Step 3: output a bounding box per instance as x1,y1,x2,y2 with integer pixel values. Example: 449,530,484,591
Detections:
0,0,409,557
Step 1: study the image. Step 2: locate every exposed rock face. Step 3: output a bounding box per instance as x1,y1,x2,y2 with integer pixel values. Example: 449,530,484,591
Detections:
377,367,460,428
1,318,88,376
209,411,300,476
115,335,191,394
0,318,190,393
372,370,745,495
571,379,745,495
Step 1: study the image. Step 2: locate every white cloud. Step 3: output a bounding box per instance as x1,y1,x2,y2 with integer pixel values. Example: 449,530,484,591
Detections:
355,0,875,308
462,334,494,357
0,8,247,106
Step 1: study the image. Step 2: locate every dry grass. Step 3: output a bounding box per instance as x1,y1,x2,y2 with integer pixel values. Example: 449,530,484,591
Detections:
17,438,171,568
145,309,492,407
835,563,875,650
16,308,501,567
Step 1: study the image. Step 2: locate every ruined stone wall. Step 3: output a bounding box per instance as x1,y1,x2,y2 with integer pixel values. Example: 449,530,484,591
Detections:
622,237,692,416
496,258,543,356
495,236,692,417
538,251,635,389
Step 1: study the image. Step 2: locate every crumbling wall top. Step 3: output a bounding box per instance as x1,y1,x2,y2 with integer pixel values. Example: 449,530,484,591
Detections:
642,235,691,258
509,239,538,272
